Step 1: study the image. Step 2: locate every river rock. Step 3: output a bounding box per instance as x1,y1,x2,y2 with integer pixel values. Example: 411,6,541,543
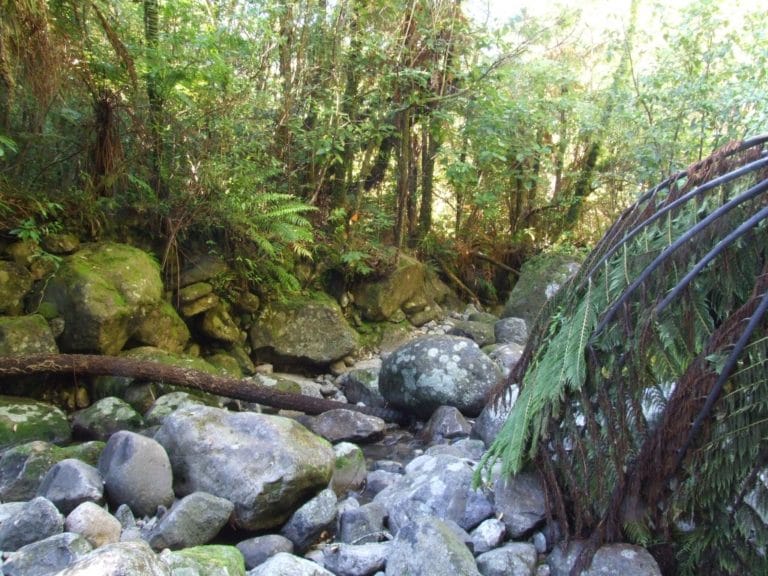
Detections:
0,396,71,450
470,518,506,555
373,453,493,533
280,487,338,552
494,317,529,345
98,430,174,517
476,542,538,576
236,534,294,570
502,252,582,324
331,442,367,495
0,261,33,314
0,313,58,354
321,542,391,576
249,297,359,367
201,302,244,343
248,551,335,576
0,441,103,502
133,300,191,353
352,254,426,321
37,458,104,514
336,367,386,408
56,540,170,575
494,472,547,538
338,501,388,544
144,391,206,426
0,496,64,551
486,343,524,378
547,541,662,576
379,335,501,417
179,254,230,287
385,516,480,576
1,532,92,576
419,405,472,443
65,501,122,547
148,492,234,550
159,545,246,576
448,320,496,347
154,405,335,531
307,409,386,443
72,396,144,440
39,242,164,354
472,384,520,446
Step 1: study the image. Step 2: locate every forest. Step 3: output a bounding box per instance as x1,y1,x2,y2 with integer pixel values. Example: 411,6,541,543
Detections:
1,0,765,302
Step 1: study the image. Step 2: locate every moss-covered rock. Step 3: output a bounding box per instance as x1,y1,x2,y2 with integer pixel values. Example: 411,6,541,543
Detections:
0,314,58,355
352,255,426,321
160,545,246,576
71,397,144,441
201,303,243,344
331,442,367,496
0,396,71,450
133,301,190,353
0,260,33,315
39,242,164,354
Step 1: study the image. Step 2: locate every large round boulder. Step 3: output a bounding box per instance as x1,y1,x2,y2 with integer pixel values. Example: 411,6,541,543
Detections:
249,297,358,368
379,335,501,417
39,242,164,354
154,406,335,531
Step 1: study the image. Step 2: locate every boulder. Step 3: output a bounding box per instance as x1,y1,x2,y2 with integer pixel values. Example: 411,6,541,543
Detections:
1,532,92,576
39,242,164,354
0,496,64,551
159,545,246,576
71,397,144,440
98,430,175,517
493,472,547,538
41,233,80,255
336,366,386,408
447,320,496,347
379,335,501,417
373,453,494,533
486,343,524,378
133,300,191,353
330,442,367,496
37,458,104,515
352,254,426,321
65,501,122,547
337,502,387,545
475,542,538,576
0,441,103,502
0,396,71,450
201,303,244,343
144,391,207,426
248,552,334,576
154,405,335,531
469,518,506,555
0,260,32,314
494,317,528,346
385,517,481,576
306,409,386,444
250,297,359,367
0,314,58,355
419,405,472,443
472,385,520,446
236,534,294,570
321,542,391,576
547,541,662,576
148,492,234,551
280,487,338,552
56,540,170,576
502,252,582,324
178,254,230,287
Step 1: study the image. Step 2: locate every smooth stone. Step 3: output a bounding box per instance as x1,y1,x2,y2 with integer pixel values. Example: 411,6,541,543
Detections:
0,496,64,551
56,540,171,575
65,501,122,547
148,492,235,550
236,534,294,570
476,542,538,576
247,551,335,575
1,532,92,576
321,542,391,576
37,458,104,515
280,488,338,552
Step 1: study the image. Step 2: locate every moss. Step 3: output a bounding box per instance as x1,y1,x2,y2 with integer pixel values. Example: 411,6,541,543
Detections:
0,396,71,450
168,545,246,576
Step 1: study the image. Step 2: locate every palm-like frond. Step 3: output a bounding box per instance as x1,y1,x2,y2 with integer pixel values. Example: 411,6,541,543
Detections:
483,135,768,574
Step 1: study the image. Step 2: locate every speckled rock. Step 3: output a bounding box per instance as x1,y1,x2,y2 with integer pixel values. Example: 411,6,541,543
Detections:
98,430,174,517
0,496,64,551
379,335,501,417
56,540,170,575
472,385,520,446
1,532,92,576
154,406,335,531
280,488,338,552
307,409,386,444
0,313,58,354
37,458,104,515
65,501,122,547
71,396,144,440
148,492,234,550
486,343,524,378
247,552,335,576
201,303,244,343
336,367,386,408
159,545,246,576
470,518,506,555
494,317,529,346
0,396,71,451
337,501,388,545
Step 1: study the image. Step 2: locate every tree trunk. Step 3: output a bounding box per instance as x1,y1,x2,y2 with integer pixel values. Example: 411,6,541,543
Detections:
143,0,163,198
0,354,408,424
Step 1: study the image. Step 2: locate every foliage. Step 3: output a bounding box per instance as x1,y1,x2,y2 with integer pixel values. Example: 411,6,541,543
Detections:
479,136,768,574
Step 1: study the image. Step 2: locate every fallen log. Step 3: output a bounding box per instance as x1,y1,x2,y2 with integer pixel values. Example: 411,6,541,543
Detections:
0,353,409,425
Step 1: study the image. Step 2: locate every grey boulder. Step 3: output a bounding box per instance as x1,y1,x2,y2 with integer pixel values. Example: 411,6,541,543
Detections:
321,542,391,576
148,492,235,550
0,496,64,551
56,540,171,576
280,488,338,552
37,458,104,515
65,501,122,547
476,542,538,576
1,532,92,576
236,534,294,570
247,551,334,576
494,472,547,538
307,409,386,443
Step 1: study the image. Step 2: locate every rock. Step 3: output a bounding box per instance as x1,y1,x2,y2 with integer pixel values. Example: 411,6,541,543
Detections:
470,518,506,555
419,405,472,443
502,252,582,324
148,492,234,550
154,405,335,531
179,254,230,287
72,396,144,440
486,343,524,378
181,293,220,317
307,409,386,443
338,502,388,544
98,430,175,517
41,232,80,255
66,501,122,547
133,300,191,353
494,472,547,538
280,488,338,552
0,261,33,314
0,396,71,450
322,542,391,576
234,290,261,314
178,282,214,303
40,242,164,354
37,458,104,515
0,496,64,551
250,297,359,367
494,317,529,346
144,391,206,426
448,320,496,347
56,540,170,575
205,350,244,378
547,541,662,576
363,469,400,498
0,313,58,354
247,551,334,576
331,442,367,496
201,303,244,343
408,303,444,327
1,532,92,576
467,311,498,324
336,367,386,408
352,255,425,321
237,534,294,570
379,335,502,418
0,440,103,502
385,517,480,576
373,453,493,534
159,545,246,576
472,385,520,446
425,438,487,461
476,542,538,576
